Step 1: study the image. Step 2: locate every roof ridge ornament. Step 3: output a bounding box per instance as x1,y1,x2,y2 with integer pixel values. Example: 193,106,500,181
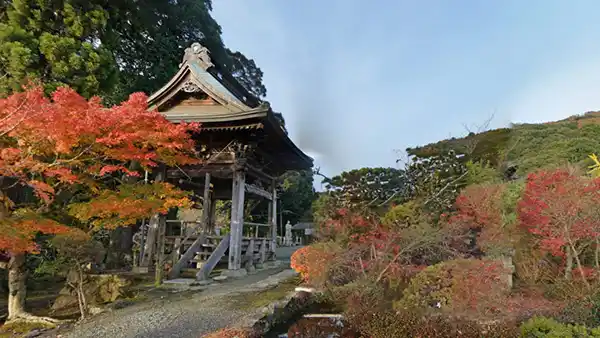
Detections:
181,42,214,70
182,81,201,93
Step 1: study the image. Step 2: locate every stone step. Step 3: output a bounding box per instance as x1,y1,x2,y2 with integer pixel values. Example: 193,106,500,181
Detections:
180,267,224,279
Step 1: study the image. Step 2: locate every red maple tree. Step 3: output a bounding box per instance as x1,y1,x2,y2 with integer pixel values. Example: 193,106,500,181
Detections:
448,183,513,256
0,85,199,322
517,168,600,285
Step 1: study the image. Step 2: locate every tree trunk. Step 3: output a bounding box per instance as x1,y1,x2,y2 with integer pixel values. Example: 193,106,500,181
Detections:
0,188,60,325
569,242,591,289
7,253,27,320
595,237,600,272
564,246,573,280
4,254,60,325
77,265,87,320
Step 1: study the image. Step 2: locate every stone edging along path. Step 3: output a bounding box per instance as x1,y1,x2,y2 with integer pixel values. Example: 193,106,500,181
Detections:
234,277,321,336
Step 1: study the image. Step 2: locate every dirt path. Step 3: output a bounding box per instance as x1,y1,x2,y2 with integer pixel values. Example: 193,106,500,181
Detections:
45,247,302,338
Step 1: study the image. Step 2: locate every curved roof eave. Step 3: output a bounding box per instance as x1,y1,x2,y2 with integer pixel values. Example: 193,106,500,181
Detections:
162,107,269,123
264,112,314,169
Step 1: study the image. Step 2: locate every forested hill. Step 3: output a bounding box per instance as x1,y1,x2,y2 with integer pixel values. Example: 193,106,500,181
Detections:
406,110,600,175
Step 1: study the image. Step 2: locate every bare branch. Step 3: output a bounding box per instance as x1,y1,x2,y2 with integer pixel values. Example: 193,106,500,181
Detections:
313,167,331,182
423,170,469,206
461,113,495,158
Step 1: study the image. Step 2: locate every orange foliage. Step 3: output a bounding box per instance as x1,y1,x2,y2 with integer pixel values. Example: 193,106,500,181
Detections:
448,183,512,254
203,328,260,338
68,182,193,229
0,217,73,253
291,245,336,285
0,85,200,253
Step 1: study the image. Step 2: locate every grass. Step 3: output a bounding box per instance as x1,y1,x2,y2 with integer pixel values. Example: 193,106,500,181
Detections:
229,276,302,310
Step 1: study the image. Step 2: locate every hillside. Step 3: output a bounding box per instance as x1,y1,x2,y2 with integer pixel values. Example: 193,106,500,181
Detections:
406,111,600,175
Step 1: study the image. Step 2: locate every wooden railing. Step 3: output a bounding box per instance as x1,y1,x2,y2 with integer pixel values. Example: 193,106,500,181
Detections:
244,221,271,237
165,233,273,279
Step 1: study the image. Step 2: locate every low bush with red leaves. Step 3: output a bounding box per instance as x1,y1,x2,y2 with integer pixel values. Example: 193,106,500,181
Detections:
290,242,343,287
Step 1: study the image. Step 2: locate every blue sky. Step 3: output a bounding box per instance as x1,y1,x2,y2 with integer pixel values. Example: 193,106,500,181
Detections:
212,0,600,187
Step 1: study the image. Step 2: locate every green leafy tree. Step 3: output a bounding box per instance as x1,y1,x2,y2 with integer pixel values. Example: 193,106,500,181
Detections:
322,167,408,210
1,0,267,104
226,49,266,98
0,0,116,98
99,0,266,104
403,150,468,214
278,170,316,225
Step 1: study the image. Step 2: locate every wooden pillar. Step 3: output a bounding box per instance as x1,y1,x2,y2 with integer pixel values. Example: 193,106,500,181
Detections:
209,196,217,233
154,215,166,285
140,216,158,269
228,169,246,271
201,173,211,231
244,238,255,270
140,165,166,270
270,181,277,254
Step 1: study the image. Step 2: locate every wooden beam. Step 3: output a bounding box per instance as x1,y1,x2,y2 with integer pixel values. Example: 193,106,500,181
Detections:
168,232,207,279
270,181,277,255
244,222,270,227
243,238,255,270
177,179,205,190
267,198,273,250
259,238,267,264
154,215,167,285
170,237,181,267
141,217,157,268
201,173,212,230
140,165,167,269
208,196,217,231
167,166,233,179
228,170,246,270
244,183,272,200
246,163,275,182
197,234,230,281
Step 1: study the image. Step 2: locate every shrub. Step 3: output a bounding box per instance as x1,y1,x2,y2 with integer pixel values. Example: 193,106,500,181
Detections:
513,241,555,287
348,309,518,338
396,258,511,318
449,183,515,256
465,160,500,185
519,317,574,337
557,290,600,327
381,201,421,229
519,316,600,337
287,318,357,338
290,242,346,287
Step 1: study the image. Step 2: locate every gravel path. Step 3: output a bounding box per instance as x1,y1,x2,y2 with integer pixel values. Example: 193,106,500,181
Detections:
47,246,301,338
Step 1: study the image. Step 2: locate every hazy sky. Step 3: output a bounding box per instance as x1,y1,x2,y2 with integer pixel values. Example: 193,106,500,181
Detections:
212,0,600,184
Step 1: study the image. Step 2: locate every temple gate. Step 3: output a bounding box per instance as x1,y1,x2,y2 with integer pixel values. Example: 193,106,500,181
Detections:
133,43,312,281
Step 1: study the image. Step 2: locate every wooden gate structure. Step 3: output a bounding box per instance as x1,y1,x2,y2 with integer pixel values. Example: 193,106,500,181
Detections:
133,43,313,281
